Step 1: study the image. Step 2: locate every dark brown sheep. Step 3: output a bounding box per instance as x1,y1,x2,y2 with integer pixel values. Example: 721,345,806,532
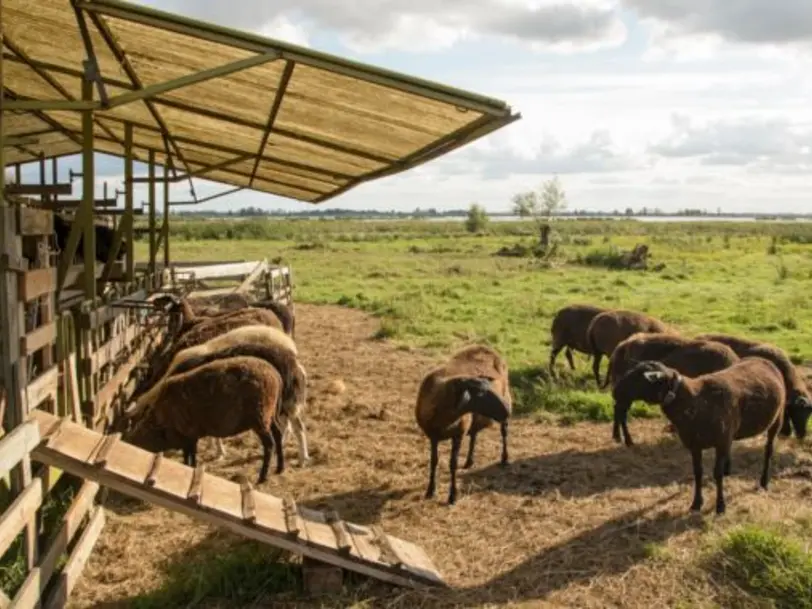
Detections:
415,345,512,505
548,304,607,377
128,325,309,468
122,356,285,483
695,332,812,439
609,336,740,446
585,309,671,386
132,306,286,402
613,357,790,514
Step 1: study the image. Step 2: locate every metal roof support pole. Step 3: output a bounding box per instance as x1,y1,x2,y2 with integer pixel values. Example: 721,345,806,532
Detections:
162,163,170,270
39,153,48,206
72,0,110,106
124,123,134,281
80,65,97,302
249,61,294,187
147,150,156,279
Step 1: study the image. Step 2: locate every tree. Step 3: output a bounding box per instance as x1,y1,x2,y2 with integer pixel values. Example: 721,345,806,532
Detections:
465,203,488,233
510,175,569,257
511,191,539,218
538,175,568,219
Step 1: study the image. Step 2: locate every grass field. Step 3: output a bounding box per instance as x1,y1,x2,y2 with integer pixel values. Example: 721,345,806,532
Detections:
89,215,812,609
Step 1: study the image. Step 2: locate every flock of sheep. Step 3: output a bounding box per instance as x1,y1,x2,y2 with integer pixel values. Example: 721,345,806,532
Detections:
115,292,309,484
114,294,811,518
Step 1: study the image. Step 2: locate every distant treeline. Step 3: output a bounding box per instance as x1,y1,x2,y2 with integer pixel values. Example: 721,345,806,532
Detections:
169,206,811,220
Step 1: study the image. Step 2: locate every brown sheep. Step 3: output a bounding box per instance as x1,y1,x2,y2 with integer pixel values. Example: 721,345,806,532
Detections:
586,309,671,386
695,332,812,439
415,345,512,505
128,325,309,468
123,356,285,483
187,293,296,338
132,306,286,402
548,304,607,377
609,336,740,446
612,357,791,514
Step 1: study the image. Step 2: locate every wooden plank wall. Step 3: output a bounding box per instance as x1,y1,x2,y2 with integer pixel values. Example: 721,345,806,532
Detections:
0,202,169,605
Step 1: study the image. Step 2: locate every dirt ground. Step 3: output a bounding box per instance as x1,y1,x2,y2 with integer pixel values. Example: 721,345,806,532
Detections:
69,304,812,609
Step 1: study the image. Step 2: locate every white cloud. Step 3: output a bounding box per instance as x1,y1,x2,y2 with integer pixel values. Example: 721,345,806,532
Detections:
137,0,627,53
257,15,311,48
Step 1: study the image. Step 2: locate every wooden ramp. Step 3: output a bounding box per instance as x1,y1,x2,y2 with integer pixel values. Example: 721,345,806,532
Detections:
26,409,447,590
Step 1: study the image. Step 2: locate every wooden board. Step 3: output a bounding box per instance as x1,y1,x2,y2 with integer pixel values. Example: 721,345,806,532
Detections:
25,409,447,589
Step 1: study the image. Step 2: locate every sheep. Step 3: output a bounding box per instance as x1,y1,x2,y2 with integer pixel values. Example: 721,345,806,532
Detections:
548,304,607,377
695,332,812,439
133,305,287,402
415,345,512,505
612,357,794,514
585,309,671,386
608,335,740,446
128,324,309,468
122,356,285,483
186,295,296,338
52,213,126,265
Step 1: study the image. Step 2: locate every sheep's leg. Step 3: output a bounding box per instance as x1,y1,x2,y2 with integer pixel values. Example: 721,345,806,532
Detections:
592,353,603,386
255,430,275,484
499,420,510,466
462,431,478,469
448,434,462,506
182,440,198,468
724,454,732,477
271,423,284,475
548,346,563,377
714,449,729,514
689,447,704,512
760,419,780,490
211,437,227,460
289,413,310,467
424,439,439,500
564,347,576,371
780,414,793,438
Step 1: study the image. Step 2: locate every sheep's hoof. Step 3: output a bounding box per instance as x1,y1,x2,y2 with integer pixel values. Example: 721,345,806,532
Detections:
690,501,703,512
424,488,435,500
715,503,726,515
624,437,635,448
499,458,510,468
447,495,456,506
462,459,474,470
299,457,311,468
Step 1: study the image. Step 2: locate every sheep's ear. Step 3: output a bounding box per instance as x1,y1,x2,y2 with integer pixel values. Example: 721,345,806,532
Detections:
643,370,666,382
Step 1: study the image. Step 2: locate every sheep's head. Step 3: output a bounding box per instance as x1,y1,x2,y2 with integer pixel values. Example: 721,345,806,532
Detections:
451,376,511,423
122,409,186,454
613,360,681,408
787,391,812,440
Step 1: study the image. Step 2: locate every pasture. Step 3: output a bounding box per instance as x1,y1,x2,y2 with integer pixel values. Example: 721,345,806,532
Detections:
69,217,812,608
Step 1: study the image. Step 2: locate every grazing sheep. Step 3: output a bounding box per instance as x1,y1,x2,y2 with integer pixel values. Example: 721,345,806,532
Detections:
152,294,203,337
129,324,309,468
253,299,296,339
548,304,607,377
415,345,512,505
586,309,671,386
123,356,285,483
612,357,793,514
609,335,740,446
695,332,812,439
132,305,287,402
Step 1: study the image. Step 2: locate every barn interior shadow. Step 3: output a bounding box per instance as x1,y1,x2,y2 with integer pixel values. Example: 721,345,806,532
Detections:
462,436,802,500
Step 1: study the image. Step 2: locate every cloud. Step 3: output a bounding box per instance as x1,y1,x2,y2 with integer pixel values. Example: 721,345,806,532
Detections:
623,0,812,59
649,114,812,172
137,0,627,53
436,129,645,180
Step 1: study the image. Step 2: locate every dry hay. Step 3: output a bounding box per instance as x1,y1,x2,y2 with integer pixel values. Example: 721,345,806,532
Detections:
68,304,812,609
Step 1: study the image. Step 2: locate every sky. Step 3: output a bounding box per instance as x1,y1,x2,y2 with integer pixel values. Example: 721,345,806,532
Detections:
12,0,812,213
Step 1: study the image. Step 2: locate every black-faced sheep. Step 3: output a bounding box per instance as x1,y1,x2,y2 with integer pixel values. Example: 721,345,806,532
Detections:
613,357,793,514
548,304,607,377
585,309,672,386
695,332,812,439
53,213,126,265
415,345,512,505
609,335,740,446
123,356,285,483
128,324,309,468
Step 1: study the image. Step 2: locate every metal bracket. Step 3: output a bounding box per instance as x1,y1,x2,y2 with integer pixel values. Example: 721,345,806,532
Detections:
69,169,83,182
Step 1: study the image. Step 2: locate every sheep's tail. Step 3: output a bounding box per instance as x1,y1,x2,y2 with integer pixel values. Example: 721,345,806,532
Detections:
601,354,613,390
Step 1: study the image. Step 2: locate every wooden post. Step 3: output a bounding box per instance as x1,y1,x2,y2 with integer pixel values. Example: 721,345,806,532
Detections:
124,124,134,282
163,163,170,270
81,68,96,302
148,150,156,278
